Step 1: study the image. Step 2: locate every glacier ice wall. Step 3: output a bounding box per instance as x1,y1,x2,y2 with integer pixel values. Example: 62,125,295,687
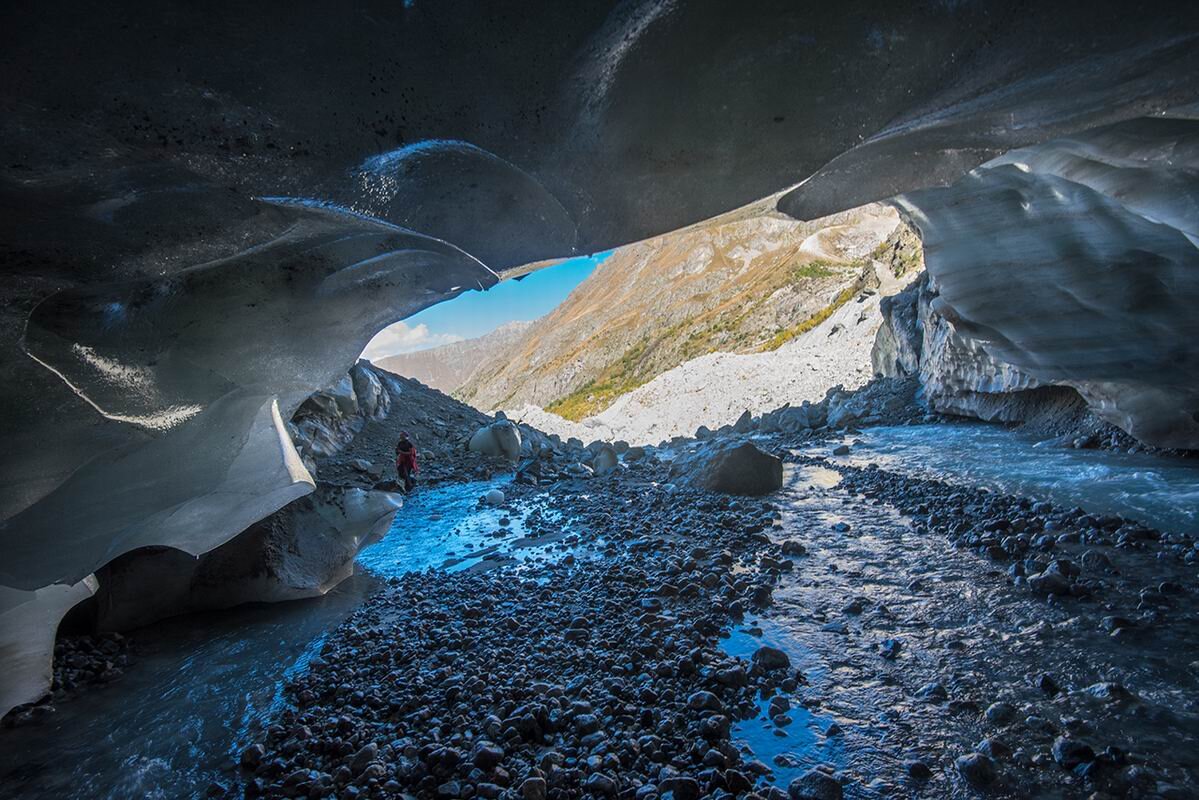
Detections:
894,119,1199,447
0,202,492,713
3,202,493,592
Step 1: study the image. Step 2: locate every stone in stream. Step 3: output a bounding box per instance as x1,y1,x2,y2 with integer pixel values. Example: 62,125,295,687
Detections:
978,737,1012,760
753,645,791,671
915,682,947,702
239,743,265,770
878,638,903,659
832,444,851,456
483,488,505,506
1083,682,1133,702
788,767,843,800
1051,736,1096,768
985,701,1017,724
1028,566,1073,596
955,752,998,787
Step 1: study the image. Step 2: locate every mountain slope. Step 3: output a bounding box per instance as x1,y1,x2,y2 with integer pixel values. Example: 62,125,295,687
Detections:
372,320,533,394
508,222,926,444
458,203,900,417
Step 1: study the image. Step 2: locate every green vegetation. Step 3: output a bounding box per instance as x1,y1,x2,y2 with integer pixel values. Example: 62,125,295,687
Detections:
871,233,922,277
758,262,872,352
546,339,653,421
790,260,838,282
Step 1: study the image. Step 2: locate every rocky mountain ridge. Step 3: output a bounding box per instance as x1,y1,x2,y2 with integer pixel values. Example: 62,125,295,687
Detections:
373,320,534,395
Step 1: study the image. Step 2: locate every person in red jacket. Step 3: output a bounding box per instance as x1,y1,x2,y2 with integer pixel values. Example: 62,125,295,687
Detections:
394,431,419,492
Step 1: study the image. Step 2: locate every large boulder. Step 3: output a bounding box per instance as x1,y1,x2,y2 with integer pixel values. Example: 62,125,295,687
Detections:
469,420,522,461
592,444,619,475
675,441,784,496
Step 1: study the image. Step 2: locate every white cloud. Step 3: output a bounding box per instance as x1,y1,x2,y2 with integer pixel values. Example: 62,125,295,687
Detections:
360,321,464,361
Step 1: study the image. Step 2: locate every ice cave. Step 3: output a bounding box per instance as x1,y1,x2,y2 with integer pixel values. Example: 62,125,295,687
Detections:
2,2,1199,798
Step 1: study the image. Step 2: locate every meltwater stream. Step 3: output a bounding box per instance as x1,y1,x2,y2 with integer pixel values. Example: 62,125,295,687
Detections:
1,424,1196,798
821,423,1199,535
0,479,539,799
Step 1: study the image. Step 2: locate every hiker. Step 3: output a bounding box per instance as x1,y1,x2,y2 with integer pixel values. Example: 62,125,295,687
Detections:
394,431,419,492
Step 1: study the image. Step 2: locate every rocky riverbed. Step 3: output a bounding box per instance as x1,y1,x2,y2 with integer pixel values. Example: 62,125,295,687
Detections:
227,430,1199,800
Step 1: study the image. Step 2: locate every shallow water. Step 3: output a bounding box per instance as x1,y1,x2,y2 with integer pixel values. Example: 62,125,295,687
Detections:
0,577,375,798
722,616,842,788
0,479,515,799
820,423,1199,534
358,477,583,576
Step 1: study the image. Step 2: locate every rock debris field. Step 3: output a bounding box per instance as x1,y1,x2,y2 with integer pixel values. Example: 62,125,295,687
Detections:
234,432,1199,800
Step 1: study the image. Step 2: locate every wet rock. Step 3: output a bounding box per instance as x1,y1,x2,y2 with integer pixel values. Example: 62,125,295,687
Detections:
520,776,547,800
584,773,618,796
686,691,723,712
832,444,851,456
472,741,505,770
878,638,903,659
916,682,947,702
1028,567,1073,596
905,760,933,781
978,737,1012,760
484,489,506,506
1084,682,1133,703
781,540,807,556
240,743,265,770
984,702,1017,725
349,742,378,775
659,776,701,800
1038,674,1061,696
788,768,843,800
955,752,998,788
1052,736,1095,769
753,645,791,672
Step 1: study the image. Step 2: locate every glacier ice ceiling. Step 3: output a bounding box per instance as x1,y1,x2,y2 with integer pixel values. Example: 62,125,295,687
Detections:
2,0,1199,714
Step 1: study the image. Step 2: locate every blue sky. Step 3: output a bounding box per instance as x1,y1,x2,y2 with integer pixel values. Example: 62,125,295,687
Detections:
362,251,611,360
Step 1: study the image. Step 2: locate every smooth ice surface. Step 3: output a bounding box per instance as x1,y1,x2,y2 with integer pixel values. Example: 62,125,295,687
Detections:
3,204,494,591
